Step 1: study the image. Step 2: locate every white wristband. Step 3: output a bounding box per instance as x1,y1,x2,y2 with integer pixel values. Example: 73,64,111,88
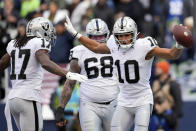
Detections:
175,42,184,49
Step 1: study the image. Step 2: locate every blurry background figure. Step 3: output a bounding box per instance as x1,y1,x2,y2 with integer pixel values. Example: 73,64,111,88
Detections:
15,19,27,39
73,5,94,45
43,1,69,25
50,20,74,64
71,0,92,32
113,0,145,33
150,60,183,131
40,0,48,13
3,0,19,28
65,0,81,17
80,7,94,35
93,0,114,32
1,0,19,39
151,0,168,47
50,77,81,131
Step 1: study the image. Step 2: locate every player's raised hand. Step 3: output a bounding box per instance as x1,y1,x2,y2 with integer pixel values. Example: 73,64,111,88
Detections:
66,72,88,82
64,14,82,39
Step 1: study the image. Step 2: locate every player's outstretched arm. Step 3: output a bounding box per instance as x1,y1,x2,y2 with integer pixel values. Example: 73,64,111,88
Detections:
64,14,110,54
35,49,87,82
55,59,81,127
147,42,183,60
0,53,10,72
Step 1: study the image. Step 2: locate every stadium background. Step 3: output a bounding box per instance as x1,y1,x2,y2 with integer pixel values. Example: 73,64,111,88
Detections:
0,0,196,131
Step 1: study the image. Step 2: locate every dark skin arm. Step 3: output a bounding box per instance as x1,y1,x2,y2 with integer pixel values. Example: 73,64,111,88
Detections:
59,59,81,108
56,59,81,127
79,36,111,54
0,53,10,72
35,49,67,77
146,46,182,60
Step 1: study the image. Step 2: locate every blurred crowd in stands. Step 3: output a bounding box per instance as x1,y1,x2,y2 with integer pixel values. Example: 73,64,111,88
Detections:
0,0,195,131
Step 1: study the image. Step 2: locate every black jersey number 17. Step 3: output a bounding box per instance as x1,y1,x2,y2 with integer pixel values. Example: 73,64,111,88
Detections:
10,49,30,80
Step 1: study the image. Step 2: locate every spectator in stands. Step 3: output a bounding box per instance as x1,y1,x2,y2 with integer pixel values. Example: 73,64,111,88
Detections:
43,1,69,25
70,0,92,32
113,0,145,32
79,7,94,35
39,0,48,13
151,0,169,46
65,0,81,17
15,19,27,39
150,60,183,131
2,0,19,28
50,20,74,64
93,0,114,32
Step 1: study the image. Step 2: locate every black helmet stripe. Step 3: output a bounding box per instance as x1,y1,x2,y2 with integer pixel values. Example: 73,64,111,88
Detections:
95,19,100,31
121,17,124,29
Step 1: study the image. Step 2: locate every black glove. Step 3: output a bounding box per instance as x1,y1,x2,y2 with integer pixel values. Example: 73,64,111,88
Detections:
55,107,66,127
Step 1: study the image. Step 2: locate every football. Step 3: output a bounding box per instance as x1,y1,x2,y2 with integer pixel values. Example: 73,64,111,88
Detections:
172,25,193,48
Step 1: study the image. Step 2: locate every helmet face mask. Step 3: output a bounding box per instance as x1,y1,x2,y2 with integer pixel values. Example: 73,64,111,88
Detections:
88,34,108,43
86,18,109,43
26,17,57,45
113,17,138,49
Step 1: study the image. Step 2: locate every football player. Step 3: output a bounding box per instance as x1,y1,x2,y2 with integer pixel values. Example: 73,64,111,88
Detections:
0,17,87,131
63,15,184,131
55,18,119,131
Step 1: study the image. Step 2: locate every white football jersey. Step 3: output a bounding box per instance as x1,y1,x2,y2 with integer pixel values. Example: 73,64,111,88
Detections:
70,45,118,103
6,37,51,102
107,35,158,107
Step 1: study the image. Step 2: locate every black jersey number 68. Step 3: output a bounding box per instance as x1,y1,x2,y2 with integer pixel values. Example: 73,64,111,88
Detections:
84,56,113,79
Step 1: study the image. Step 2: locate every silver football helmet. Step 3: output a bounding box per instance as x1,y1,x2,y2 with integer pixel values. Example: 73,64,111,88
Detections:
113,16,138,49
26,17,56,44
86,18,109,43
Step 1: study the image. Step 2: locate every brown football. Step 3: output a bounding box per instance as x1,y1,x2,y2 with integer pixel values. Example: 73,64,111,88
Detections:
172,25,193,48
